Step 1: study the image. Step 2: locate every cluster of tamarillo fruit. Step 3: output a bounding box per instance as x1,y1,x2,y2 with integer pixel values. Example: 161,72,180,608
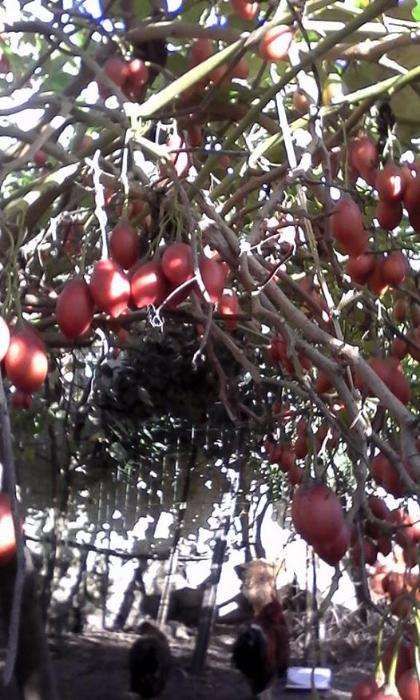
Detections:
268,321,415,409
369,559,419,619
354,497,418,574
265,370,417,488
264,414,340,490
263,410,418,568
290,479,419,571
351,546,418,700
0,220,241,408
350,620,418,700
337,139,419,291
98,55,150,101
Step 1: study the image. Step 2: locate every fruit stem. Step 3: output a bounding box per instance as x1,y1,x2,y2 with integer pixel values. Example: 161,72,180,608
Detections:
414,613,420,678
121,130,131,219
385,639,400,696
374,624,385,687
88,150,109,260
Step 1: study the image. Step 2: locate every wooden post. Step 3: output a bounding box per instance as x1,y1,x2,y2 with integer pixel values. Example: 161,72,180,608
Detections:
190,429,241,675
0,369,57,698
0,550,58,699
157,429,196,628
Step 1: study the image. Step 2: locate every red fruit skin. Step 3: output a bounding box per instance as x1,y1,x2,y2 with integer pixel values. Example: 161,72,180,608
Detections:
186,125,203,148
315,424,328,450
0,494,17,566
382,571,406,600
127,58,148,85
394,299,408,323
375,163,406,202
294,436,308,460
368,495,392,522
382,251,408,287
166,279,194,309
190,39,213,66
209,64,229,84
376,200,403,230
408,206,420,233
391,508,420,546
123,60,150,101
403,542,417,569
279,448,296,473
365,494,391,539
370,693,399,700
291,483,344,545
397,670,420,700
349,136,378,179
104,56,129,86
259,26,293,62
56,279,94,340
110,221,140,270
383,636,415,682
130,261,168,309
296,418,308,436
5,327,48,394
368,257,388,297
403,175,420,212
354,356,388,394
351,677,379,700
0,317,10,362
370,453,408,498
199,257,226,304
268,334,293,373
346,253,375,285
315,370,333,394
331,198,364,241
386,361,411,404
376,535,392,557
298,353,312,373
162,242,194,285
34,150,47,167
314,524,350,566
11,390,32,410
89,259,130,318
232,56,249,79
391,338,408,360
288,463,303,486
331,199,368,256
230,0,258,20
408,327,420,362
269,444,283,466
219,292,240,331
0,51,11,74
352,539,377,567
358,356,406,400
344,229,369,257
412,304,420,326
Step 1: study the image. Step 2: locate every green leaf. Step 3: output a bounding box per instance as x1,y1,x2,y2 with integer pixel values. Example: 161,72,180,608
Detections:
42,71,73,92
412,4,420,21
132,0,152,20
40,56,77,91
71,30,90,48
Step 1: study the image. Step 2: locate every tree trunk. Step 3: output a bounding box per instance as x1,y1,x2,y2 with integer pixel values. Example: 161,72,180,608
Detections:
0,549,58,700
191,432,240,674
157,435,196,628
190,531,228,676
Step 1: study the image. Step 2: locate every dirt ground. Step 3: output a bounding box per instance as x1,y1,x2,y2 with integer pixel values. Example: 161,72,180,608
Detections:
1,624,375,700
